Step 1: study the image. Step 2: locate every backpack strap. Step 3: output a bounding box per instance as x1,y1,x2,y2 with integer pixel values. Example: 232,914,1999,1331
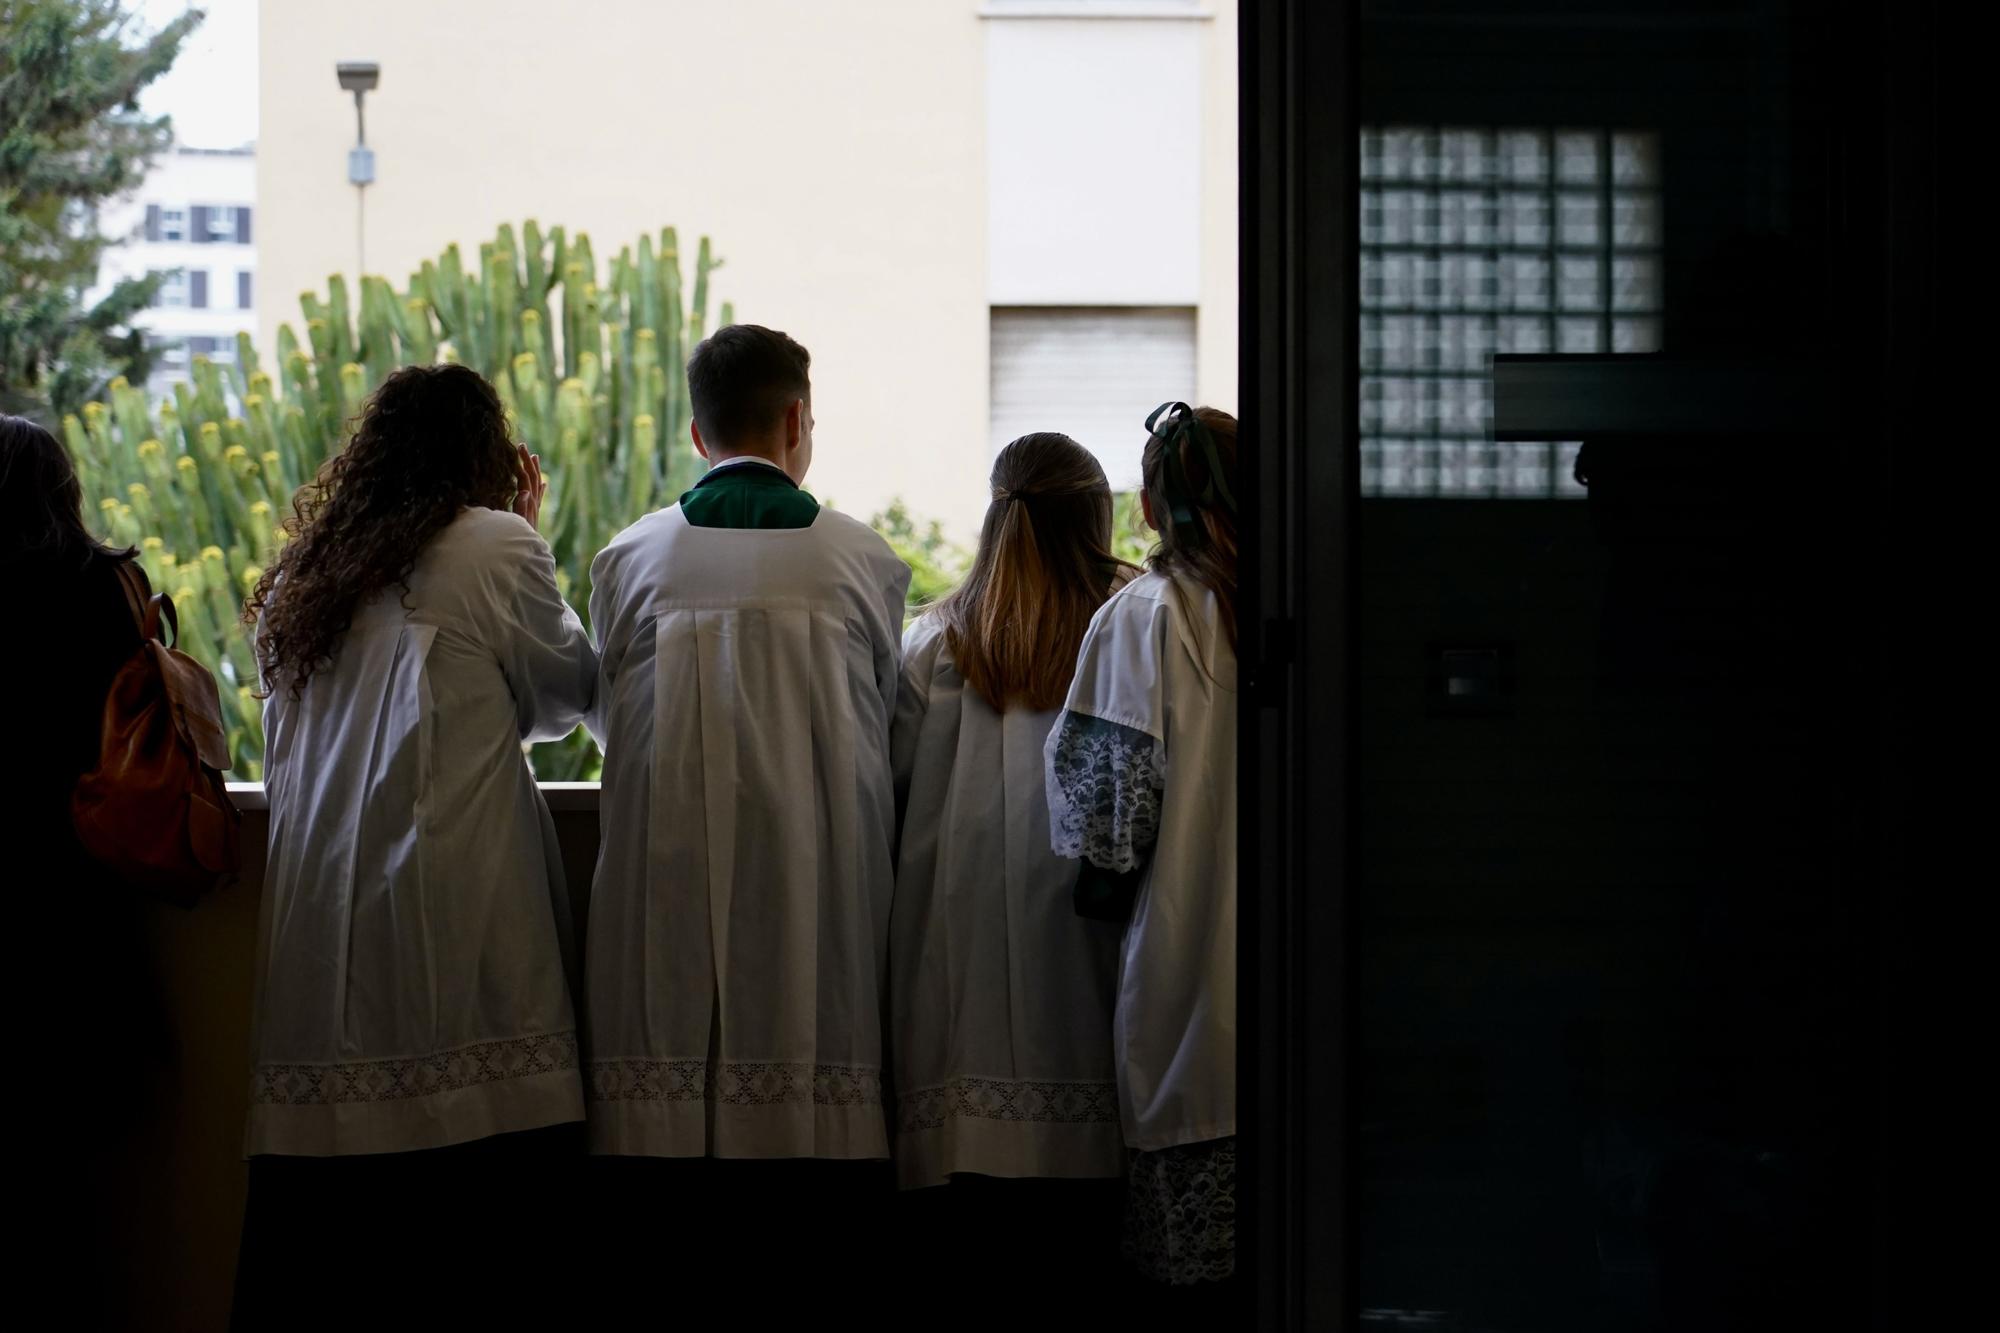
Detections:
113,559,176,647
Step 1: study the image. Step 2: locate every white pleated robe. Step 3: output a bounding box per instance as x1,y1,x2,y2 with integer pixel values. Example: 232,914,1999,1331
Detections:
584,504,911,1159
889,613,1127,1188
247,507,597,1157
1045,570,1238,1152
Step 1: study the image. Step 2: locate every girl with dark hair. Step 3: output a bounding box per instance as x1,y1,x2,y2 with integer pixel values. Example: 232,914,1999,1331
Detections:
2,412,141,887
889,432,1137,1303
3,413,160,1323
231,363,597,1325
1045,403,1241,1295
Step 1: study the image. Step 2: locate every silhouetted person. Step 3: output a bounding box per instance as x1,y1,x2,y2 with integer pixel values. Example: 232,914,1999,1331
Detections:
2,413,164,1326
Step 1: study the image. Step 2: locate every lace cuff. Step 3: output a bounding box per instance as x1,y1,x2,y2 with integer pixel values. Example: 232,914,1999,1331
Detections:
1047,711,1165,873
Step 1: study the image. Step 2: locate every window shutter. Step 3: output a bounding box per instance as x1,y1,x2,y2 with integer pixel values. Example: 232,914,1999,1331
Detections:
989,307,1198,491
190,205,210,244
238,271,253,309
190,270,209,309
236,208,252,245
144,204,161,242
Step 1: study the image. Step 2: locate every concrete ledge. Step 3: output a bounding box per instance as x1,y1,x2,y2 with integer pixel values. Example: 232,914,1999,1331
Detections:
225,780,601,813
979,3,1214,19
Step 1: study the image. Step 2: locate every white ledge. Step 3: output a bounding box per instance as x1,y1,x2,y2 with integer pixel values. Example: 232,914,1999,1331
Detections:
978,3,1214,19
537,781,602,812
225,781,601,813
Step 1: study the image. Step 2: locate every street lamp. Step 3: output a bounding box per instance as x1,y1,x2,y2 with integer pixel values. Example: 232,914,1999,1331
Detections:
336,62,380,277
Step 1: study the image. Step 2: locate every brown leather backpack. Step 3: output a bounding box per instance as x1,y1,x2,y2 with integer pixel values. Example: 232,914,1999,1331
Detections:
71,560,242,905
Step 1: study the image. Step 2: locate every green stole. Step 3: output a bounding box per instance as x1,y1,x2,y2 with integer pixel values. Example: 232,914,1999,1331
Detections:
678,460,819,530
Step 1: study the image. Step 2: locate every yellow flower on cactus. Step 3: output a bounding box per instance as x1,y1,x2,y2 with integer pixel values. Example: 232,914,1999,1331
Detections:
143,537,164,551
83,402,106,421
225,445,248,462
177,456,198,473
128,483,149,500
100,497,120,513
249,500,271,518
108,376,130,392
241,565,263,591
201,545,225,563
176,586,196,603
244,394,265,411
137,438,162,458
262,451,281,469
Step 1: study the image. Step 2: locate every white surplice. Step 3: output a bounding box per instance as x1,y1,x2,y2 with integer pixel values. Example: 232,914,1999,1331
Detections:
584,504,911,1159
1045,570,1238,1152
888,613,1127,1189
247,507,597,1157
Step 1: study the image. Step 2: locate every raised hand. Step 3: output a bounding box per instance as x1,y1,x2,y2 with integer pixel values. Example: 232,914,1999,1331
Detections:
512,443,547,529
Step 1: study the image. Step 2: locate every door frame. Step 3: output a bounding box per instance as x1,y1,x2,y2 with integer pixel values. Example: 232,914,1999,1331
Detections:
1240,2,1359,1327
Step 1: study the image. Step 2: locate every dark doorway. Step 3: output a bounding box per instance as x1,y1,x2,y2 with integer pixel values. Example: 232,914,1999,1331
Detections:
1242,3,1943,1328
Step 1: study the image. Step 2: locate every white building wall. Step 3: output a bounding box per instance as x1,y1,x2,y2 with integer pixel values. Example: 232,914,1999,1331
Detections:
259,0,992,533
985,15,1205,305
983,3,1235,486
253,0,1233,535
91,148,259,398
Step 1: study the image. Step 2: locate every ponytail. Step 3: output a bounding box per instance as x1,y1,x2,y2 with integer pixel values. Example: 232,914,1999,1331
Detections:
1142,405,1240,654
940,433,1135,712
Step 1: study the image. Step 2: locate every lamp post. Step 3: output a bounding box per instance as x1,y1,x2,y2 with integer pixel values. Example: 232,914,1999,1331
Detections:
336,62,380,278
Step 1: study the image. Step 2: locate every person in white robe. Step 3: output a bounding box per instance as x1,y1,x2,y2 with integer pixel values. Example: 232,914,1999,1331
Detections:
1047,403,1241,1294
584,325,909,1183
234,363,596,1325
889,432,1135,1305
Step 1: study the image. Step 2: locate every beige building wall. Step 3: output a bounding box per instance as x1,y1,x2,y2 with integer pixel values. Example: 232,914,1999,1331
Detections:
1198,0,1240,412
259,0,1234,536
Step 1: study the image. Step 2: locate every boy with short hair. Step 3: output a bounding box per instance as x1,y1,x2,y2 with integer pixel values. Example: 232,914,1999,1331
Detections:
585,325,909,1183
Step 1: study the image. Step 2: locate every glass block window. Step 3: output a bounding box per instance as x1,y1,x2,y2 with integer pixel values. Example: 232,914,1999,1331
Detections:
1360,128,1662,498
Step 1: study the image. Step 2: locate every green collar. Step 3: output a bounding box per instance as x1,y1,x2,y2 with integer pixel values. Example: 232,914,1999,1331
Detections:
679,460,819,530
691,460,798,492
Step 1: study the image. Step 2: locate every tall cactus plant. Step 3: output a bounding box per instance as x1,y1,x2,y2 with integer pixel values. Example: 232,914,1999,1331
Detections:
66,220,736,780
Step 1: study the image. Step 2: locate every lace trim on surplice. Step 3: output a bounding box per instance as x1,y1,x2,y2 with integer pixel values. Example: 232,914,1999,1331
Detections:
253,1031,578,1105
1047,711,1165,873
895,1075,1120,1132
589,1058,883,1107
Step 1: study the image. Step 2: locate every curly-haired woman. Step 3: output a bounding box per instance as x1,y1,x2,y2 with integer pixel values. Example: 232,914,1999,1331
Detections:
231,364,596,1326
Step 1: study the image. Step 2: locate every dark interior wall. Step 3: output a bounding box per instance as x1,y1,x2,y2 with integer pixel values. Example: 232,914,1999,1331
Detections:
1360,0,1794,350
1351,4,1881,1329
